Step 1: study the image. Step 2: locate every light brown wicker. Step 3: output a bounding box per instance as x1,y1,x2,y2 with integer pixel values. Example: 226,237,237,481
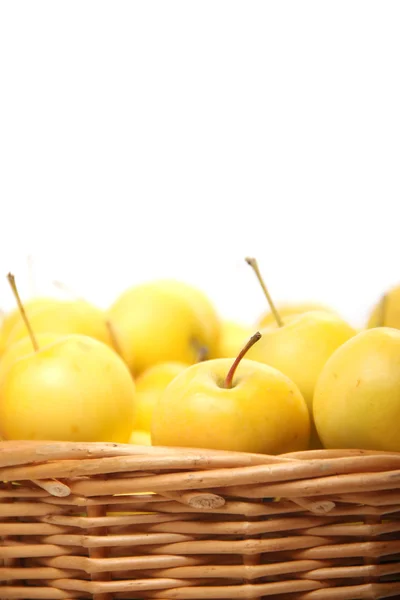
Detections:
1,440,400,599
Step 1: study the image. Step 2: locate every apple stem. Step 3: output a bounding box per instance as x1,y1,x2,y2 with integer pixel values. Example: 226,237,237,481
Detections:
191,338,208,362
6,273,39,352
245,257,283,327
224,331,262,389
197,346,208,362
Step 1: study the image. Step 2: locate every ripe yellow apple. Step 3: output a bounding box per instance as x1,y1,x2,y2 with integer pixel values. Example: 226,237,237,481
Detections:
247,311,356,411
259,302,335,328
152,333,310,454
129,430,152,445
108,283,215,375
367,286,400,329
148,280,221,358
314,327,400,452
133,361,188,431
0,333,63,379
5,300,113,350
0,334,135,443
0,298,58,356
217,321,254,358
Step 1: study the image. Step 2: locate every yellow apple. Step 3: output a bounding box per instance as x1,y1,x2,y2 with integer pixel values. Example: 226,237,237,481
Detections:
133,361,188,431
152,333,310,454
259,301,335,328
5,299,113,350
108,283,215,375
0,334,135,443
217,321,254,358
367,286,400,329
148,280,221,358
314,327,400,452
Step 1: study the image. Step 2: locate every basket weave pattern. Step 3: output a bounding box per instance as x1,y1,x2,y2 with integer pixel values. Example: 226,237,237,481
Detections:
0,441,400,599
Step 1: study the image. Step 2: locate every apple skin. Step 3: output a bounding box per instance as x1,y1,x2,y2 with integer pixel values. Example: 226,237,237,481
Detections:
129,430,152,445
0,334,135,443
151,358,310,454
314,327,400,452
258,302,335,329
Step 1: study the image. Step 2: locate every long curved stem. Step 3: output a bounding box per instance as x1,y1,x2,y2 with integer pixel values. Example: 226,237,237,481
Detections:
225,331,261,388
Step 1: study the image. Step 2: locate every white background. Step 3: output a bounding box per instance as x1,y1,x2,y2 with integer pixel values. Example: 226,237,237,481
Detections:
0,1,399,329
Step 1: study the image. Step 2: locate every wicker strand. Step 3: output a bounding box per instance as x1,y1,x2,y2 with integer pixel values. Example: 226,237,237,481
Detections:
160,490,226,509
31,479,71,498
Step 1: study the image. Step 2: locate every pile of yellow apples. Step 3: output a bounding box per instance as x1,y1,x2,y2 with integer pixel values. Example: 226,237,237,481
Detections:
0,257,399,455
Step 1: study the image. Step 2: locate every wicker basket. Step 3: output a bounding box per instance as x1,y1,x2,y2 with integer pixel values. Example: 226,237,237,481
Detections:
1,441,400,599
